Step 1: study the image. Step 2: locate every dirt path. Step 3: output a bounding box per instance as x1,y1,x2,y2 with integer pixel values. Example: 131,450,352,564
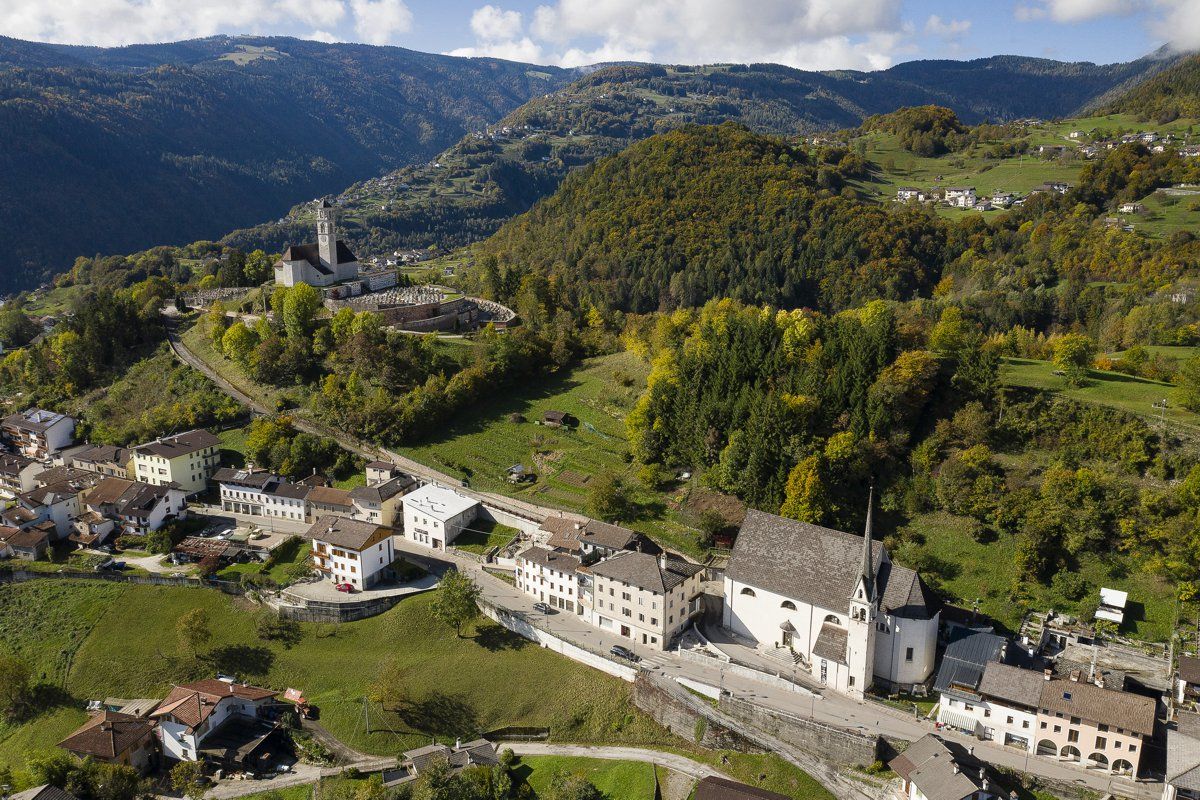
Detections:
503,743,730,781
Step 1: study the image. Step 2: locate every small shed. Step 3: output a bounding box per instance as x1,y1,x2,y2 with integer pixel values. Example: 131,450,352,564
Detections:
1096,587,1128,624
542,410,577,428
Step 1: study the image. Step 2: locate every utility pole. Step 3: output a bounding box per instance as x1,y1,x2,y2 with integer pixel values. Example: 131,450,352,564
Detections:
1154,398,1169,432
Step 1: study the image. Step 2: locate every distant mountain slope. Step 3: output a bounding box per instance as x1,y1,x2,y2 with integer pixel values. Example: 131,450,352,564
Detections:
1103,53,1200,121
223,53,1179,260
0,35,571,291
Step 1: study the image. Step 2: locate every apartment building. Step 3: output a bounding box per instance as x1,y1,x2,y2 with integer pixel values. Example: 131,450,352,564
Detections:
516,546,582,613
214,468,309,522
402,483,479,551
1034,672,1156,776
583,551,704,651
1,408,76,459
308,515,394,589
132,429,221,495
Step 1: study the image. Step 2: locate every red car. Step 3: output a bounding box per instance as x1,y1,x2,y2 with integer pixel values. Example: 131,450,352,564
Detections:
334,582,355,593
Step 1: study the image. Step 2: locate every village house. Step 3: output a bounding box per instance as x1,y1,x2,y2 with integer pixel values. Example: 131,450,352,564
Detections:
0,452,42,499
151,678,279,766
11,787,78,800
1034,671,1156,776
401,483,480,551
722,503,940,698
349,473,413,527
9,474,96,538
58,710,158,774
308,515,394,589
944,187,977,208
937,656,1043,752
70,444,133,479
1118,202,1147,215
540,516,651,559
305,485,355,518
274,200,359,287
364,461,403,485
896,187,924,202
1166,711,1200,800
1,408,76,459
215,468,309,522
132,429,221,495
0,524,50,560
517,546,582,613
78,477,187,539
399,739,498,779
891,734,1006,800
1042,181,1072,195
692,777,792,800
582,550,704,650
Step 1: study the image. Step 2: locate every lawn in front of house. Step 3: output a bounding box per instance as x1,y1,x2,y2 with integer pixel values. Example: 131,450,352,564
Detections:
453,519,521,555
216,536,311,586
512,756,656,800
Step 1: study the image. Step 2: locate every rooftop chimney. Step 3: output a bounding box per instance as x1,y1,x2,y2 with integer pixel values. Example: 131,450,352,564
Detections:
952,766,960,775
1044,668,1052,681
455,737,461,750
1070,669,1080,682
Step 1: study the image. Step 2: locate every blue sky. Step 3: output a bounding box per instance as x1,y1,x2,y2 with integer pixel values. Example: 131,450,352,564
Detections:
6,0,1198,70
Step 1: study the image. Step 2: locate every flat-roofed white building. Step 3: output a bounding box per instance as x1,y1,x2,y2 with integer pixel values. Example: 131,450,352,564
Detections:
401,483,479,551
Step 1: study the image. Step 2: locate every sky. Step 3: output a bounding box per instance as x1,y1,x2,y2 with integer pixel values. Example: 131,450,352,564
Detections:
3,0,1200,71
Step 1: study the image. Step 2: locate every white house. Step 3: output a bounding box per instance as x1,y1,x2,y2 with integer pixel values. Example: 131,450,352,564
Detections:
1096,587,1128,624
1,408,76,459
0,453,43,500
152,678,277,763
896,187,924,202
517,546,583,613
273,200,359,288
132,429,221,495
401,484,479,551
80,477,187,538
722,501,939,698
540,517,645,558
938,660,1043,752
944,187,977,208
214,468,309,522
308,515,394,589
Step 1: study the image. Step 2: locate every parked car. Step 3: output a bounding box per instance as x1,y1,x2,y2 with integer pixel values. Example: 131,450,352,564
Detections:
93,557,114,572
532,602,553,614
610,645,640,662
334,582,355,593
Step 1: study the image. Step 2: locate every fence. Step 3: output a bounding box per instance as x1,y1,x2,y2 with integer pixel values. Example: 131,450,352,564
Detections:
482,726,550,741
0,567,243,594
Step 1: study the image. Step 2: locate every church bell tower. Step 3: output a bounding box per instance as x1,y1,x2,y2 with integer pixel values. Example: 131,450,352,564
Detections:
316,199,336,267
846,485,879,698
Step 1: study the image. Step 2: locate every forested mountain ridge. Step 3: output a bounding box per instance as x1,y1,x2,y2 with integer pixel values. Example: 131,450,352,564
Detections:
222,51,1183,261
1103,53,1200,121
0,35,572,292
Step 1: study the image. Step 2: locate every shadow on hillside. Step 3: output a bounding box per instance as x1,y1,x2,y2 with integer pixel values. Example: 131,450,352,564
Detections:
206,644,274,676
395,691,479,738
473,624,529,652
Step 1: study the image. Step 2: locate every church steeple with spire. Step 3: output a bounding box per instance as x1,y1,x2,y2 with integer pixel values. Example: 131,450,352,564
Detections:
845,483,879,698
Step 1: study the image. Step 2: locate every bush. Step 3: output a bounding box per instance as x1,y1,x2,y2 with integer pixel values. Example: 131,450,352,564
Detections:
1051,571,1090,602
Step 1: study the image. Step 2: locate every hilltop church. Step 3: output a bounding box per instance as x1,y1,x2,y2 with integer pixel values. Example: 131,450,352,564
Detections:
722,496,940,698
274,199,359,287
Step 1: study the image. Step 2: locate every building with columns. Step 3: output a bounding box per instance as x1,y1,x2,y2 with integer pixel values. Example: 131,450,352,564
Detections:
721,495,939,698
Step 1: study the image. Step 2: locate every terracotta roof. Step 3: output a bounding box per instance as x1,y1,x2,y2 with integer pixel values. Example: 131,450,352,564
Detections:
693,777,792,800
134,429,219,459
519,545,581,573
976,661,1044,709
588,551,702,594
307,515,386,550
1038,677,1156,736
812,623,848,664
306,485,353,508
727,509,885,612
87,477,175,519
58,710,155,759
890,735,1002,800
153,680,276,730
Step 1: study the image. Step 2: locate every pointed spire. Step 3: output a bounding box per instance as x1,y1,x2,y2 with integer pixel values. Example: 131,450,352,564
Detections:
860,483,875,601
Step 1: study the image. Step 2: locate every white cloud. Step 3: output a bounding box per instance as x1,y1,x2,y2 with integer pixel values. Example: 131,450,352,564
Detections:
924,15,971,37
350,0,413,45
0,0,408,47
1151,0,1200,50
448,0,908,70
470,5,524,41
1014,0,1142,22
1014,0,1200,53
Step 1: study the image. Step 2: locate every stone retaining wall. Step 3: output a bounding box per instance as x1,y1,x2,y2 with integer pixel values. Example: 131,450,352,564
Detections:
719,695,883,767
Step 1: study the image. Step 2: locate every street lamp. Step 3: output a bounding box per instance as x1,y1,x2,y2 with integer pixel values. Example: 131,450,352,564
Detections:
1154,398,1169,430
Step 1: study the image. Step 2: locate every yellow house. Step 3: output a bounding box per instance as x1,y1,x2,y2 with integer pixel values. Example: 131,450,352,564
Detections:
132,429,221,495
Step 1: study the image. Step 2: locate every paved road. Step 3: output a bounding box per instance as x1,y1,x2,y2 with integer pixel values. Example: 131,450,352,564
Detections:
505,743,730,780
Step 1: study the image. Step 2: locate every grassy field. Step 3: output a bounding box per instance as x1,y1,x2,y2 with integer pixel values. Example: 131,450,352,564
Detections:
1128,188,1200,239
894,512,1178,640
395,351,709,555
0,581,676,774
513,756,655,800
1001,357,1200,432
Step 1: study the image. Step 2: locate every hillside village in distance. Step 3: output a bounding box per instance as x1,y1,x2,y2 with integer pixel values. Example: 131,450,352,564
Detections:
3,189,1200,800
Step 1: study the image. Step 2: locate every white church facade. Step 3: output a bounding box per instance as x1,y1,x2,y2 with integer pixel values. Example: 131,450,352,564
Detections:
273,199,360,287
722,500,939,699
